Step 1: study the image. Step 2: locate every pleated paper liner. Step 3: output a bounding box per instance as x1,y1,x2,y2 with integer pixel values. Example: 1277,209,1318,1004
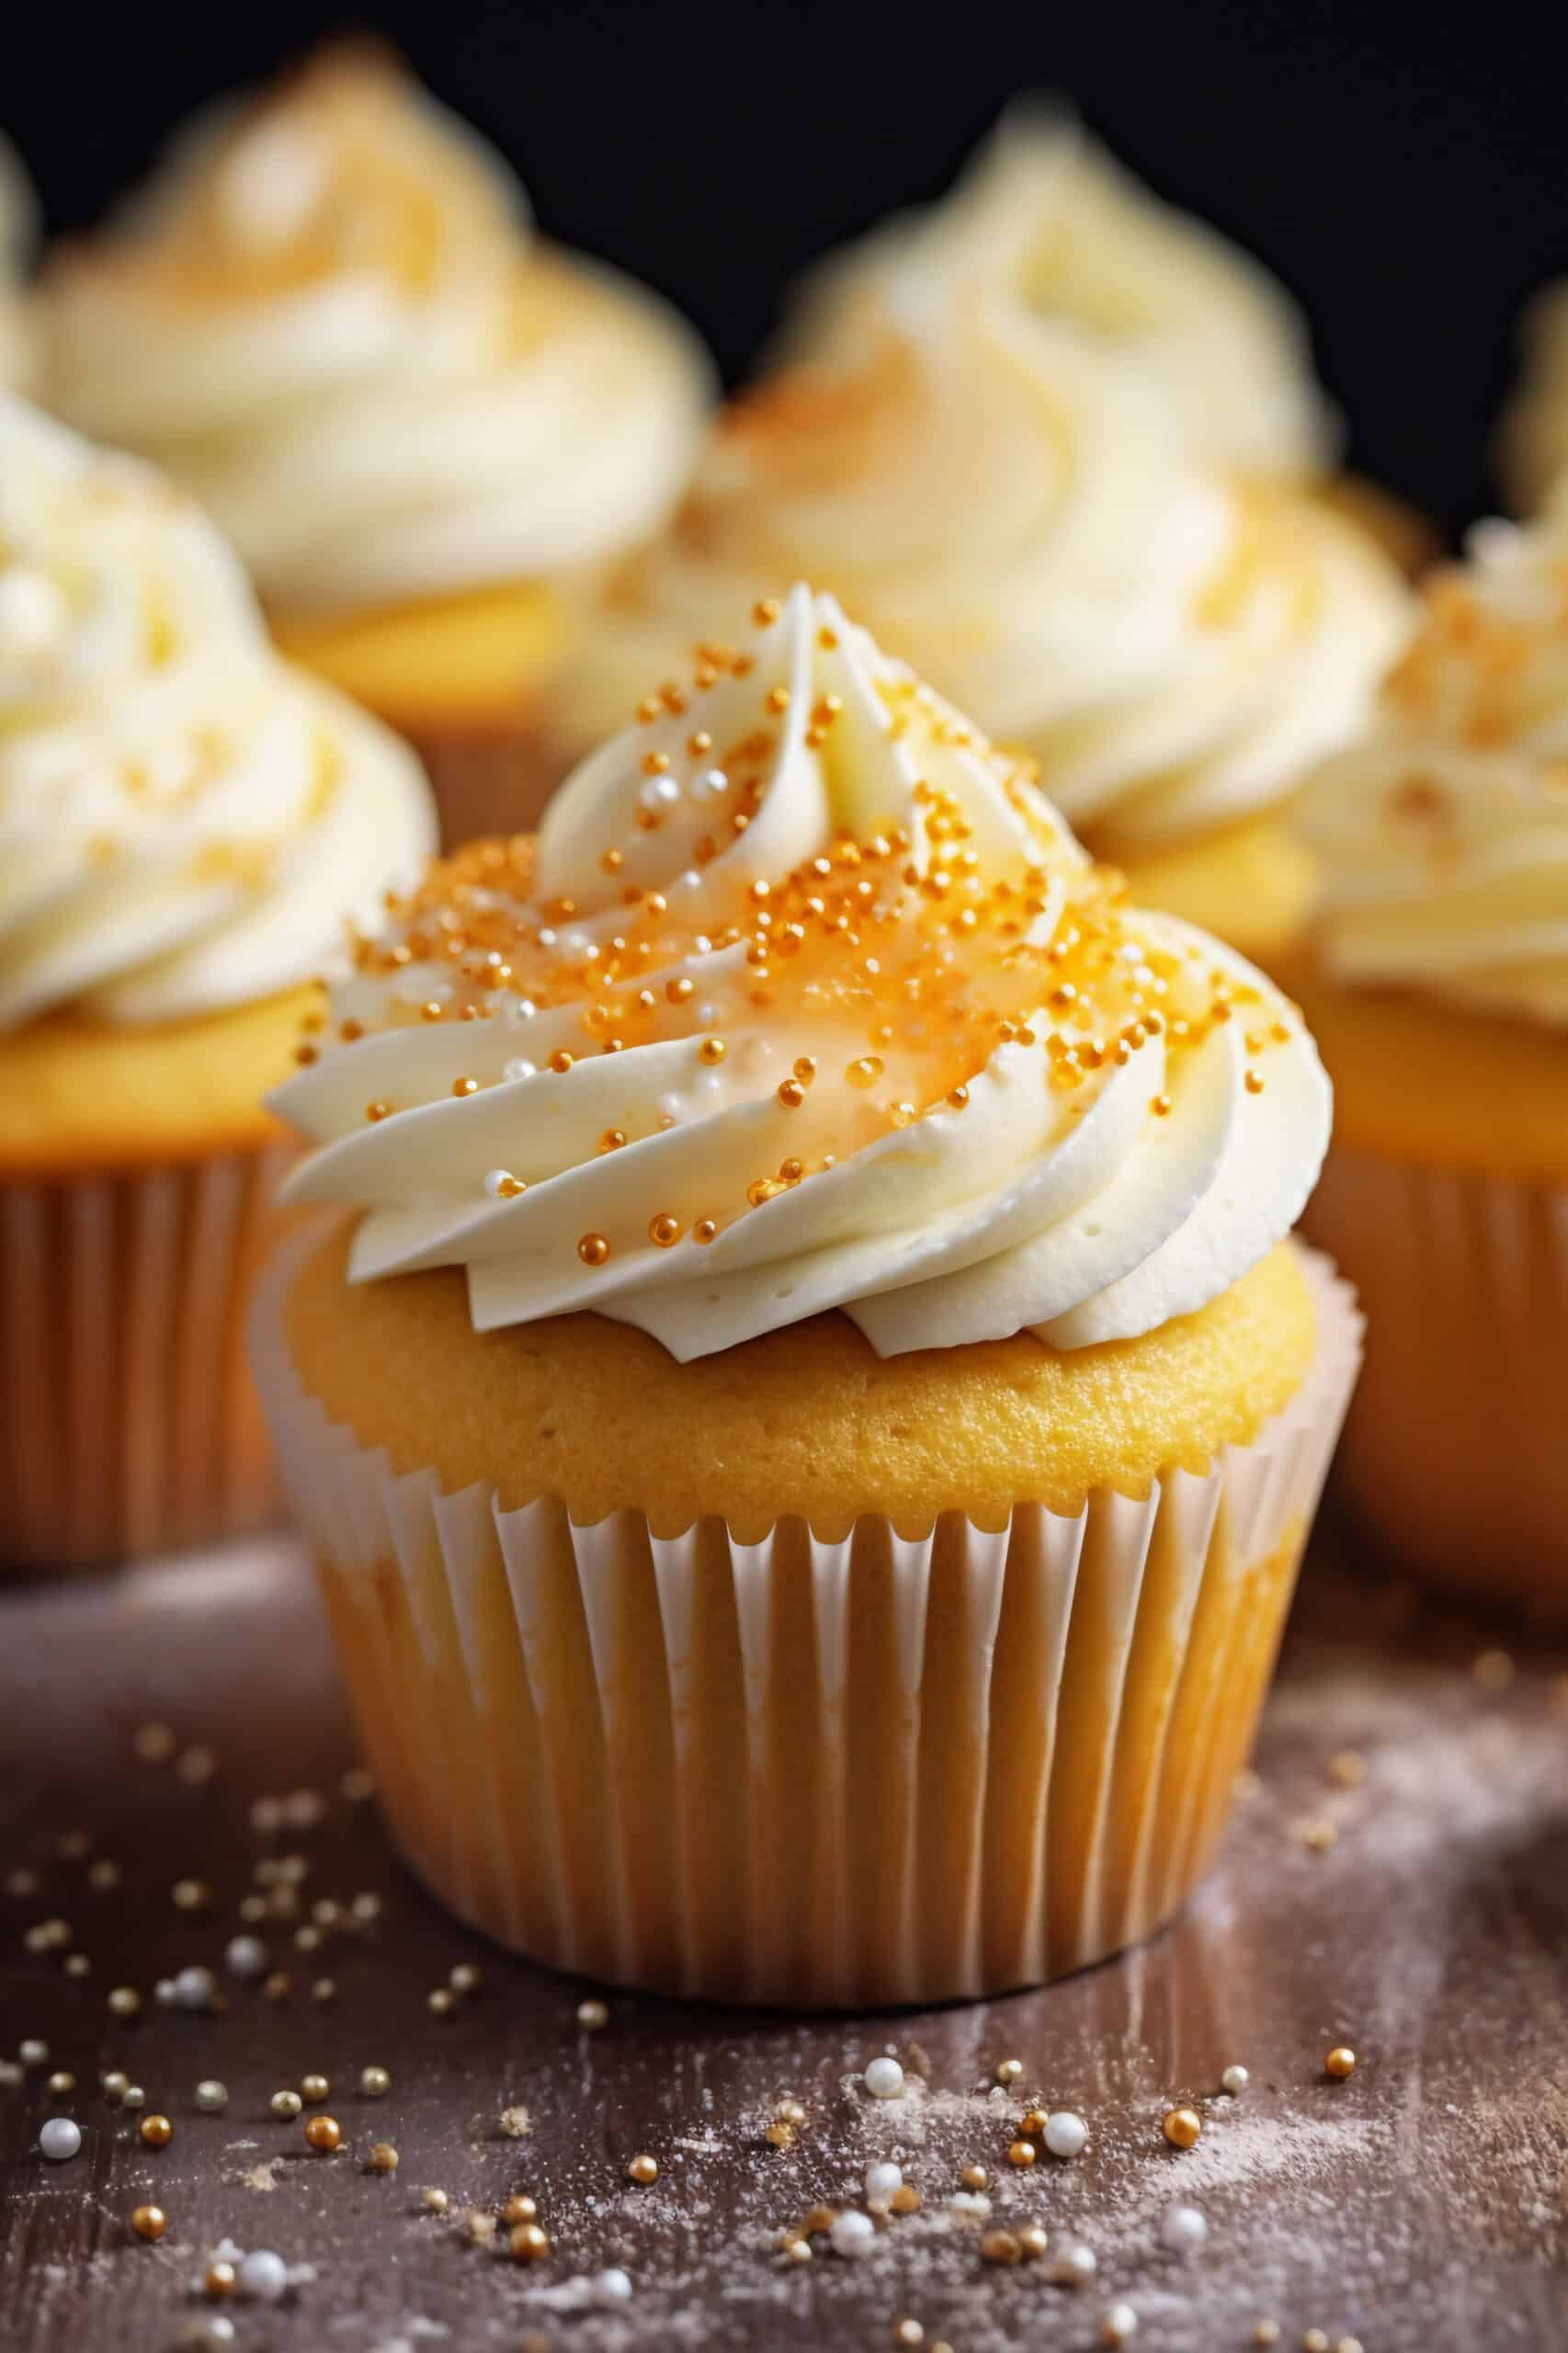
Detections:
1304,1143,1568,1624
253,1240,1361,2007
1,1139,297,1572
403,721,564,851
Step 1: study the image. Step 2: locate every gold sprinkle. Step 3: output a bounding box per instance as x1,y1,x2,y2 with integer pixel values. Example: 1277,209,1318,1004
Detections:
452,1076,478,1098
577,1233,611,1268
698,1037,726,1065
1162,2106,1201,2149
1324,2045,1357,2080
627,2153,658,2185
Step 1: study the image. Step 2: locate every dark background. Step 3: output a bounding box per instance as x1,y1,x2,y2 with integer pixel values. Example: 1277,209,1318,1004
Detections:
6,0,1567,536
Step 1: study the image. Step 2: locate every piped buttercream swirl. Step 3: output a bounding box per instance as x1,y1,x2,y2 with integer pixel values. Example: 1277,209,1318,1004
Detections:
0,396,436,1028
40,45,712,612
1301,508,1568,1029
276,586,1330,1358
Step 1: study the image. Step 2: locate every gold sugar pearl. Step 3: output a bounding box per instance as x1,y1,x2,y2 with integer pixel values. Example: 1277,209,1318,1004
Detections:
665,976,695,1004
994,2059,1024,2086
301,2075,330,2103
205,2262,237,2299
698,1037,727,1065
948,1085,970,1109
960,2164,989,2190
452,1077,478,1098
130,2204,166,2243
1019,2108,1050,2135
1017,2223,1050,2260
693,1219,719,1245
765,2120,795,2149
778,1079,805,1108
627,2153,658,2185
1006,2139,1036,2169
303,2114,342,2154
503,2195,538,2225
765,687,790,714
1151,1094,1173,1118
598,1129,628,1154
369,2142,399,2174
577,1234,611,1268
687,732,713,757
753,598,781,626
981,2230,1021,2266
366,1101,392,1122
846,1056,883,1088
1162,2106,1202,2149
774,2099,807,2127
642,751,671,777
549,1050,575,1074
649,1215,681,1248
889,2184,921,2214
511,2222,551,2262
140,2115,173,2149
1244,1071,1266,1096
792,1056,817,1084
1325,2046,1357,2080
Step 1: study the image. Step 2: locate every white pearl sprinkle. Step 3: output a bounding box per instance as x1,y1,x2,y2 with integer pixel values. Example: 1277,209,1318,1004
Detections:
1161,2203,1208,2255
225,1936,267,1978
638,773,682,813
174,1965,215,2010
502,1060,538,1084
536,927,558,949
237,2248,290,2302
18,2040,48,2066
1221,2063,1250,2096
39,2117,82,2162
862,2056,904,2099
1101,2301,1140,2344
483,1168,518,1198
829,2211,875,2258
1042,2109,1088,2159
195,2080,228,2113
692,767,729,802
591,2268,633,2306
865,2160,903,2201
1050,2240,1097,2286
179,2321,236,2350
120,2085,145,2110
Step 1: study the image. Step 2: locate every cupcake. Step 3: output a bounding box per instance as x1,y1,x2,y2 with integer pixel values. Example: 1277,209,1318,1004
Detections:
38,42,712,843
254,585,1359,2006
0,132,37,392
552,270,1410,965
1293,515,1568,1622
0,395,436,1569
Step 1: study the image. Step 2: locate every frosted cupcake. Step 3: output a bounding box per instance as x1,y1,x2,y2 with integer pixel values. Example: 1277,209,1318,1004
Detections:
553,271,1410,964
0,396,435,1568
39,43,712,843
254,585,1359,2005
1294,513,1568,1621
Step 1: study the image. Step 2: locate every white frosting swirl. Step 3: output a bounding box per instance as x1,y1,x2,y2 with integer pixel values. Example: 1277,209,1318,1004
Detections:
785,108,1337,477
554,287,1409,848
278,586,1330,1359
0,133,37,391
1301,512,1568,1029
0,396,437,1028
40,45,712,613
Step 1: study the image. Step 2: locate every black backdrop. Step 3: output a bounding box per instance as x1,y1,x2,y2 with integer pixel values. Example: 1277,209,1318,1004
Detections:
6,0,1568,535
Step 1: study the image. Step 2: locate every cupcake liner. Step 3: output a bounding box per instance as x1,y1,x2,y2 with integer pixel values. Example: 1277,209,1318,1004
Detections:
402,720,563,848
1303,1143,1568,1620
1,1139,297,1572
252,1241,1360,2006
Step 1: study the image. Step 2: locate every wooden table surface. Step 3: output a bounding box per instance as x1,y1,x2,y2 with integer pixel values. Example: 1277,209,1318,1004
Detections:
0,1530,1563,2353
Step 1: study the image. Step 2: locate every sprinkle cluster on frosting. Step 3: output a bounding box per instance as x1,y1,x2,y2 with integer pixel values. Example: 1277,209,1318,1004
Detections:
0,396,436,1029
40,43,712,613
551,262,1408,847
278,587,1330,1359
1301,513,1568,1028
784,108,1337,477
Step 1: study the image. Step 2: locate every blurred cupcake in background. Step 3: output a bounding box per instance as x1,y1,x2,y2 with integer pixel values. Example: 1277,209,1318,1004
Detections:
254,583,1360,2006
552,273,1410,965
1498,278,1568,517
0,133,38,391
1293,501,1568,1620
786,109,1439,579
0,395,435,1570
38,42,713,843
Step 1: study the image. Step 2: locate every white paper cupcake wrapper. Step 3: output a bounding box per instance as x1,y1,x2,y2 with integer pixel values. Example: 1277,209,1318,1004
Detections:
1,1140,296,1570
1304,1142,1568,1616
253,1239,1360,2006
